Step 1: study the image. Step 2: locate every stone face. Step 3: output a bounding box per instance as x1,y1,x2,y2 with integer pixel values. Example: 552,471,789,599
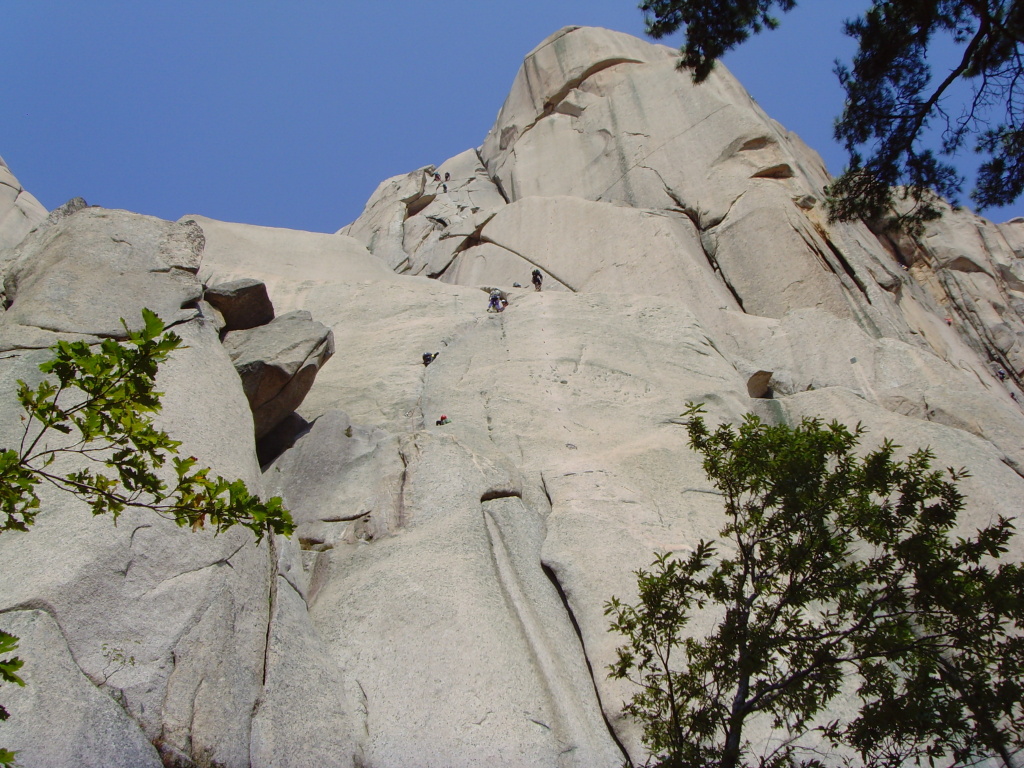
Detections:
0,610,163,768
7,23,1024,768
0,156,46,251
223,309,336,439
0,211,272,768
205,277,276,330
3,207,204,337
337,149,507,278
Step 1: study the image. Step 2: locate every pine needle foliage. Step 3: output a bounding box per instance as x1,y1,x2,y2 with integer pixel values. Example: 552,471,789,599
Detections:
639,1,1024,234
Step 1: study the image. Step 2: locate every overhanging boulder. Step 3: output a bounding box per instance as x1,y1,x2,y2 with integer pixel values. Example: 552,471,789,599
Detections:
222,310,335,439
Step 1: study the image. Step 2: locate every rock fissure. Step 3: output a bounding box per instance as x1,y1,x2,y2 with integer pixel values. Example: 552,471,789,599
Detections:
475,147,511,204
540,563,632,766
594,104,730,206
478,234,577,292
504,57,648,158
694,232,746,312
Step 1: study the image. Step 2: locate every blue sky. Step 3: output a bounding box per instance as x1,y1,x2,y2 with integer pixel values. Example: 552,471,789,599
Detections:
3,2,1021,233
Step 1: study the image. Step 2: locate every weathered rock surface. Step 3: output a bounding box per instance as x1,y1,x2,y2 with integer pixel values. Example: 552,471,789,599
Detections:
3,206,204,337
0,209,275,768
223,309,336,440
0,610,163,768
0,156,46,251
5,23,1024,768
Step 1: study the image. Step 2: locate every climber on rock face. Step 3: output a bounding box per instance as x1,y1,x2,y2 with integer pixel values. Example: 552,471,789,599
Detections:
423,352,438,366
488,289,505,313
532,269,543,291
444,172,450,182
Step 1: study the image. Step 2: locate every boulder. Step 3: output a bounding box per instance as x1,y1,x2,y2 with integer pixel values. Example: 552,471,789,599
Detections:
205,277,275,331
223,310,336,439
3,207,203,337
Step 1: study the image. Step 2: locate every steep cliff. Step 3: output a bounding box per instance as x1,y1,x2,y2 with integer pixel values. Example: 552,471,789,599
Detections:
2,25,1024,768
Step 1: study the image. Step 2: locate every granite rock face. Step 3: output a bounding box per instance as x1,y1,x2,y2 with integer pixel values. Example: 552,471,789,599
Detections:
4,25,1024,768
0,156,46,251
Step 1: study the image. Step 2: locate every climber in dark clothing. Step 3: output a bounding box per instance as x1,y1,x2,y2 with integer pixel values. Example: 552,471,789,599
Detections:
444,172,450,181
423,352,438,366
532,269,543,291
488,289,504,313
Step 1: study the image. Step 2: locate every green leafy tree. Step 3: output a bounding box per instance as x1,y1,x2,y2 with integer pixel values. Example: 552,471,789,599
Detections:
0,309,294,767
639,1,1024,233
606,404,1024,768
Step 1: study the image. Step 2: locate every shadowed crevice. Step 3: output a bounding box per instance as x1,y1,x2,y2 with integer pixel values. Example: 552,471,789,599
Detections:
540,563,633,766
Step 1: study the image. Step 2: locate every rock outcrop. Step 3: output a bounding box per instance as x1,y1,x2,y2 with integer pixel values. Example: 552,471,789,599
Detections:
0,156,46,252
223,309,335,440
204,277,276,332
3,24,1024,768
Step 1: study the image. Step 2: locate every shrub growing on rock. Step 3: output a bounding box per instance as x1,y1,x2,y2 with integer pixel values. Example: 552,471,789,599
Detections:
607,403,1024,768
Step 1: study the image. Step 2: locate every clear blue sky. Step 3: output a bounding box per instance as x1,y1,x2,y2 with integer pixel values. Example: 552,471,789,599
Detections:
3,2,1021,234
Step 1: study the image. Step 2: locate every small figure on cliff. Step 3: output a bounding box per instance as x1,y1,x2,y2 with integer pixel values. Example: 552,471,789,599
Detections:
945,317,953,326
433,172,441,182
423,352,438,366
997,368,1008,381
436,415,450,426
512,282,522,288
532,269,543,292
442,183,448,193
488,289,505,313
444,172,450,182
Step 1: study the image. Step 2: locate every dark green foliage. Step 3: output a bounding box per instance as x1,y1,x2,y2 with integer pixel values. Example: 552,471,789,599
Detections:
606,404,1024,768
639,1,1024,233
0,309,294,764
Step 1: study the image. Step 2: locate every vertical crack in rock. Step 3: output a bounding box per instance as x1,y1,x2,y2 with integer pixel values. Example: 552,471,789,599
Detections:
539,473,554,512
394,443,412,531
479,503,573,749
475,148,511,204
540,562,633,765
260,536,278,689
651,170,702,231
697,229,746,312
811,224,870,300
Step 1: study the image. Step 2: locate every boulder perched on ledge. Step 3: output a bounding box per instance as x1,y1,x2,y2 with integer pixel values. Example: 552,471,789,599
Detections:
222,309,335,439
204,277,275,331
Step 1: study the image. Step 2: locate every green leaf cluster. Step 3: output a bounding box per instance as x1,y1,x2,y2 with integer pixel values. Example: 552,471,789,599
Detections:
1,308,293,540
607,404,1024,768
